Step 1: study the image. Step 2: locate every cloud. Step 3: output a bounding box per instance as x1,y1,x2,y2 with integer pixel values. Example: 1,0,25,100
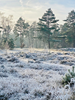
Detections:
20,0,23,7
26,0,31,5
0,0,75,25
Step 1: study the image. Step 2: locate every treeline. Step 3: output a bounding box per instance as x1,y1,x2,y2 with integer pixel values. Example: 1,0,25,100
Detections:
0,8,75,50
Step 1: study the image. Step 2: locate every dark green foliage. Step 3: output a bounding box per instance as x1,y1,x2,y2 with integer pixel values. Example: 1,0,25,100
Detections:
37,8,59,49
62,66,75,85
8,38,14,50
62,74,71,85
63,10,75,47
68,66,75,77
60,24,68,48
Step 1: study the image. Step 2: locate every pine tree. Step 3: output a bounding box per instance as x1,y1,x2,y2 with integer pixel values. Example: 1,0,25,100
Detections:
63,10,75,47
13,17,29,48
37,8,59,49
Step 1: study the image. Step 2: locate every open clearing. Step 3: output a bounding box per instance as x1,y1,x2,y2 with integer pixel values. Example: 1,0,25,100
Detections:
0,48,75,100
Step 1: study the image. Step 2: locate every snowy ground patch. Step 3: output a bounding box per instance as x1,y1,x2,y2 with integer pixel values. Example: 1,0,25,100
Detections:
0,48,75,100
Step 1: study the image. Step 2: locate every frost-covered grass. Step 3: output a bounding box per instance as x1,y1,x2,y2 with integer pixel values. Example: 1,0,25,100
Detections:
0,48,75,100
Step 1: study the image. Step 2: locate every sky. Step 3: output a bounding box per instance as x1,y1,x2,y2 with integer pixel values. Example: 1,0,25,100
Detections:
0,0,75,25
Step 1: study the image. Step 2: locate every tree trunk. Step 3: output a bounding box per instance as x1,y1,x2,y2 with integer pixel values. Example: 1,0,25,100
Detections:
73,40,75,47
20,36,23,48
31,38,34,48
48,41,50,53
48,41,50,49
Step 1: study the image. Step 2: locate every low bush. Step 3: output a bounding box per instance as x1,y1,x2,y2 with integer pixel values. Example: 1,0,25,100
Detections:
62,66,75,85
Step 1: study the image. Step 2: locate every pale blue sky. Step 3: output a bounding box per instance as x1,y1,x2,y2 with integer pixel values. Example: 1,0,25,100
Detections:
0,0,75,24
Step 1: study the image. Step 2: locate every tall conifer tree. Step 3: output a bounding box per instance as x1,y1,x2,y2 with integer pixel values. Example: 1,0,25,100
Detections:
63,10,75,47
38,8,59,49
